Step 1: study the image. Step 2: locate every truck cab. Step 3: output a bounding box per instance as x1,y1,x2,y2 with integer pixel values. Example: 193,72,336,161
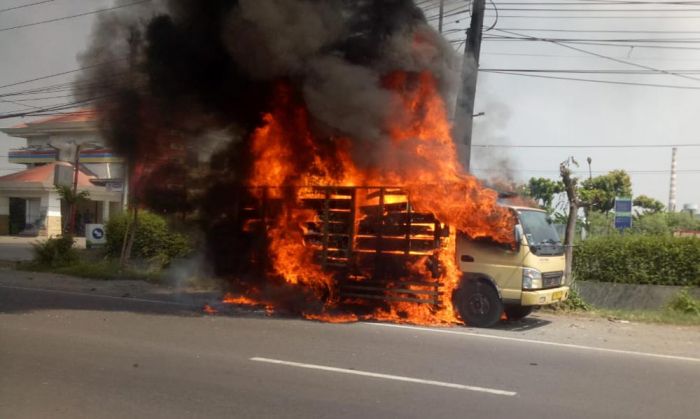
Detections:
454,205,570,327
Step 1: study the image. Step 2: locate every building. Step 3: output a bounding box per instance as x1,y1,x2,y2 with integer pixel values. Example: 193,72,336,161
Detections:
0,110,124,236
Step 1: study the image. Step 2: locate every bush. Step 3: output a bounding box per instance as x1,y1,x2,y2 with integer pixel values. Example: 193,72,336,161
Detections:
667,289,700,316
32,236,78,267
105,211,191,267
573,235,700,286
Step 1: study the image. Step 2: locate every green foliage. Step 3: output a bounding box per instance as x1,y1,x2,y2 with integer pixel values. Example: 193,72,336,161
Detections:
548,288,591,312
573,235,700,286
633,195,664,215
580,170,632,214
55,185,90,205
629,212,700,236
666,289,700,316
32,236,78,267
524,177,564,210
585,211,616,237
105,211,191,267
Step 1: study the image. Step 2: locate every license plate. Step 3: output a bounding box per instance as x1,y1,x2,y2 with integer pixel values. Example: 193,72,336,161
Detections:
551,291,563,301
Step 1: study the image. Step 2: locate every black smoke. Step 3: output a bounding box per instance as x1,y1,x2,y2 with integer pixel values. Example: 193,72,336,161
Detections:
75,0,458,278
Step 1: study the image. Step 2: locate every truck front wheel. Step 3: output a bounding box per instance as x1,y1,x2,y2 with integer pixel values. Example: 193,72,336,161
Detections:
504,305,534,321
453,280,503,328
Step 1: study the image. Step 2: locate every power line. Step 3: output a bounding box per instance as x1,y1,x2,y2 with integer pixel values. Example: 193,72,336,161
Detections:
0,0,152,33
483,69,700,89
490,27,700,34
493,29,700,83
0,0,54,14
484,35,700,44
0,59,126,91
481,68,700,74
484,13,700,18
472,143,700,148
493,7,700,11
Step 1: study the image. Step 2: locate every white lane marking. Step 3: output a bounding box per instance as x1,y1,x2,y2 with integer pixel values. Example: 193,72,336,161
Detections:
0,284,193,307
365,323,700,364
250,356,517,396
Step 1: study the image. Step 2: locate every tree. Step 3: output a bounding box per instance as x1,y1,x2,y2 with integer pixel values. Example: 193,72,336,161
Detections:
55,185,90,235
524,177,564,211
579,170,632,214
633,195,665,215
559,157,580,284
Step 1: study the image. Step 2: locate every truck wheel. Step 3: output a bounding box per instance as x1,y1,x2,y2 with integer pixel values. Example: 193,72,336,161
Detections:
453,280,503,328
504,305,533,321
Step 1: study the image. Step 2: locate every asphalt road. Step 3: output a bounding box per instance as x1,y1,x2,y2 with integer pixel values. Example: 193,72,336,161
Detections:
1,286,699,419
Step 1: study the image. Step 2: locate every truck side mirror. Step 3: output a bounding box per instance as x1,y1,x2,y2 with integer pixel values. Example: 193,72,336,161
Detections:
514,224,524,250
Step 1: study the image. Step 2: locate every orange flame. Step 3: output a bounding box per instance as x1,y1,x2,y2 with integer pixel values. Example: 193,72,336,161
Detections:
202,304,218,315
236,70,514,326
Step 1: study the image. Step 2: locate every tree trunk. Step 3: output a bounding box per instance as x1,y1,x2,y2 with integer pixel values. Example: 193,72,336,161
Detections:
560,162,579,284
120,207,138,268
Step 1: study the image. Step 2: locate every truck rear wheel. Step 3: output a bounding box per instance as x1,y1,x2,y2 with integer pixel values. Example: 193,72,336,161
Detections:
453,279,503,328
504,305,533,321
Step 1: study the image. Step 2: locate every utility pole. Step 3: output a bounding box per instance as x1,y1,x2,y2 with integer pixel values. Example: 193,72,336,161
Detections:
438,0,445,33
668,146,677,212
68,144,81,235
453,0,486,172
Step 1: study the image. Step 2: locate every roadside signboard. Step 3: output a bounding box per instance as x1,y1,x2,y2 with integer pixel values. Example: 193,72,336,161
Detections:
53,164,73,187
86,224,106,248
614,197,633,230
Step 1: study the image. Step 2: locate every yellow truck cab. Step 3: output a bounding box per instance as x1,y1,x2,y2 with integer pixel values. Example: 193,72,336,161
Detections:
453,205,570,327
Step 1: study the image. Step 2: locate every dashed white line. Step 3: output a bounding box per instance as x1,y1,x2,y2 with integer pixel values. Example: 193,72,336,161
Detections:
250,356,517,396
364,323,700,364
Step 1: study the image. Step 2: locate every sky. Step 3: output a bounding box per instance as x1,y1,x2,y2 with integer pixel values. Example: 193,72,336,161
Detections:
1,0,699,209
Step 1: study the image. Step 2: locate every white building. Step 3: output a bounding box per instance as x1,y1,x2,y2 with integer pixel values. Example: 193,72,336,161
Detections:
0,110,123,236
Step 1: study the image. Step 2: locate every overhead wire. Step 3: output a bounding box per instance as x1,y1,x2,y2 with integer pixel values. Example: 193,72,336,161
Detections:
0,0,55,14
492,29,700,83
482,70,700,89
0,0,152,33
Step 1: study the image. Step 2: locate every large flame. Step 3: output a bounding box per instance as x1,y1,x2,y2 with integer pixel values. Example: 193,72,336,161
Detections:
234,71,514,326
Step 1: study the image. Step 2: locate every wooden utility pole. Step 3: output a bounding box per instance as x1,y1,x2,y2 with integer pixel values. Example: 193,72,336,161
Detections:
453,0,486,172
438,0,445,33
68,144,82,236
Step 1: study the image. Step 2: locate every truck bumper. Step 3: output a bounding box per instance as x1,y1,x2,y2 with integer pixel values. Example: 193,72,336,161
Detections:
521,286,570,306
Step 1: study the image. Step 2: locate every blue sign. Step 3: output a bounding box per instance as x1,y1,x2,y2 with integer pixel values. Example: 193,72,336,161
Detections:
92,227,105,240
614,217,632,229
615,200,632,213
614,197,633,231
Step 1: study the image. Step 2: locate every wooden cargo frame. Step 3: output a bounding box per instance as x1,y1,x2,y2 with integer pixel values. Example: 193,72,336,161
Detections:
243,186,448,307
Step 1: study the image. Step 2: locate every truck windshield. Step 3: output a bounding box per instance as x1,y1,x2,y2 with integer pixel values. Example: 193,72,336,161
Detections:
518,210,564,256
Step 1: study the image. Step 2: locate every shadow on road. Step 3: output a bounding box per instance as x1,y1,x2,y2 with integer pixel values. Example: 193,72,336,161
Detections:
1,284,553,333
0,285,217,317
492,315,552,332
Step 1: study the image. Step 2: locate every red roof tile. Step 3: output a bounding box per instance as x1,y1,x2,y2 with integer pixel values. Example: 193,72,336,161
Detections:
0,162,96,187
10,109,96,129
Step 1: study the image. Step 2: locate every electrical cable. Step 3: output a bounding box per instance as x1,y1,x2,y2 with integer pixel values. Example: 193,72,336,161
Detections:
482,69,700,89
0,0,152,33
0,0,54,14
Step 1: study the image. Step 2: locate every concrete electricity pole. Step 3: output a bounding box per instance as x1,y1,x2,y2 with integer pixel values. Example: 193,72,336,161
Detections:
668,146,677,212
453,0,486,172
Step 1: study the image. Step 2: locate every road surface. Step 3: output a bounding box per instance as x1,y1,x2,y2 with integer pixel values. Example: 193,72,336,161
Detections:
1,285,698,419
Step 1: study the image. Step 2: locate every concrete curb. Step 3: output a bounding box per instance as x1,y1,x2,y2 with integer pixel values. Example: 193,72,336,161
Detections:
576,281,700,310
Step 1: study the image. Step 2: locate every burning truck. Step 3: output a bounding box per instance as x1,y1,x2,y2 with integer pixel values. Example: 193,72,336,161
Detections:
76,0,568,327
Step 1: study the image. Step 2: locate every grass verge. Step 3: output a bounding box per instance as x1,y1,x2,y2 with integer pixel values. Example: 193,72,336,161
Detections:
18,259,164,283
543,287,700,326
579,308,700,326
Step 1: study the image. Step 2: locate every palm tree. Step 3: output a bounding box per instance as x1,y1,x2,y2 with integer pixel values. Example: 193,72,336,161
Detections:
55,185,90,235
